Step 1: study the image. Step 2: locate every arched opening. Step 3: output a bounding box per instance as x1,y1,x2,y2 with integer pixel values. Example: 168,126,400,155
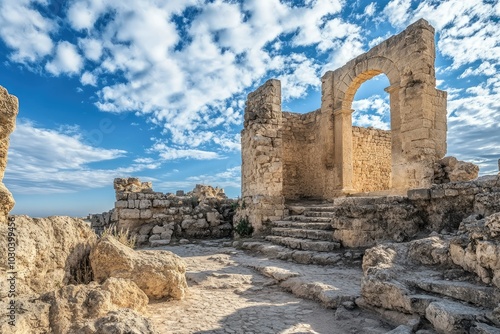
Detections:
350,74,392,193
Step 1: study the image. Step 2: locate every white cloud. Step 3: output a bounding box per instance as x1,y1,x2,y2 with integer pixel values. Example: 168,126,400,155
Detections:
352,95,390,130
81,71,97,86
459,61,497,78
79,38,103,61
151,142,222,161
3,120,148,194
0,0,55,63
45,41,83,75
382,0,412,28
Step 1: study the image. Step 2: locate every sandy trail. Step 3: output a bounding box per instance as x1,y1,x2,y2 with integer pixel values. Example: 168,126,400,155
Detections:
145,240,393,334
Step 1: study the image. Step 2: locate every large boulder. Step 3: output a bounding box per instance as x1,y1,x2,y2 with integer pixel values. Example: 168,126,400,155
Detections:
0,278,152,334
41,279,150,334
0,85,19,224
90,235,188,299
0,215,97,296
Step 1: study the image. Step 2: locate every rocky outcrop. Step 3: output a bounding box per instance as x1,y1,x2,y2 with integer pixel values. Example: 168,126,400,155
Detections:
0,215,97,296
0,86,18,224
90,235,188,300
433,156,479,184
361,213,500,333
40,280,151,334
450,213,500,288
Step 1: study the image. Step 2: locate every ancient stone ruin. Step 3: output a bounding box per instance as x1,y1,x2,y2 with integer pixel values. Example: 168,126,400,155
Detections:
241,19,447,232
2,18,500,334
89,178,236,246
0,86,18,224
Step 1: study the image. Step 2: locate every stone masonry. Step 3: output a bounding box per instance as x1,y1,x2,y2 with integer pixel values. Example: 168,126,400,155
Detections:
90,178,236,246
0,85,18,224
241,19,447,232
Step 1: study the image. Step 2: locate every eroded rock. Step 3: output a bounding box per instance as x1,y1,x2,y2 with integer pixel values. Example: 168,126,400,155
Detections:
0,215,97,296
0,86,18,224
90,235,188,299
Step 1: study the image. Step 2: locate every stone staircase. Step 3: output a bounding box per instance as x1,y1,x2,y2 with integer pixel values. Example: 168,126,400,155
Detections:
265,205,341,252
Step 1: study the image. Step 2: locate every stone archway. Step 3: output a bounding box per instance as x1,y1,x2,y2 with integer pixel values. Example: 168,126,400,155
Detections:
240,19,447,232
324,19,447,194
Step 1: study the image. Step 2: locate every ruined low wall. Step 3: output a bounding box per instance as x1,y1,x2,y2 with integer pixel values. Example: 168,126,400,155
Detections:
329,173,500,247
90,178,236,246
352,127,391,193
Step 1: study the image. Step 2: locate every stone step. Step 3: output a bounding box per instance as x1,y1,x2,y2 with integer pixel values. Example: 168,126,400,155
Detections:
304,211,336,218
407,277,500,309
238,240,364,266
285,215,333,223
272,220,333,230
265,235,341,252
271,227,335,241
425,299,486,334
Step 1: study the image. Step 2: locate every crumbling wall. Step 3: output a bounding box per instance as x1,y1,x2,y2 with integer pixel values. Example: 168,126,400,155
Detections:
90,178,236,246
352,127,391,193
240,79,284,233
0,86,18,224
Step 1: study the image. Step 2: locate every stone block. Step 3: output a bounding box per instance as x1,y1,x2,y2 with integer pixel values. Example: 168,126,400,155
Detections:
152,225,166,234
176,190,185,196
139,200,152,209
153,199,171,208
115,200,128,208
148,234,160,242
444,189,459,197
407,188,430,200
160,230,173,240
128,200,136,208
140,209,152,219
430,189,445,199
120,209,140,219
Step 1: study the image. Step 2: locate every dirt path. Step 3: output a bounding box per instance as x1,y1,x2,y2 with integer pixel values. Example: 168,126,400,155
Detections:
145,240,394,334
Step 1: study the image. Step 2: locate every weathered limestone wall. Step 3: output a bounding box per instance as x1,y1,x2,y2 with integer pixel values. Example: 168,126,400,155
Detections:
0,86,18,224
352,127,391,193
282,110,324,199
91,178,236,246
240,79,284,232
241,19,447,209
329,174,500,248
328,19,447,193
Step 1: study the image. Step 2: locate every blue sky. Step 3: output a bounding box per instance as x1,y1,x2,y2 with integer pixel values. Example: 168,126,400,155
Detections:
1,0,499,217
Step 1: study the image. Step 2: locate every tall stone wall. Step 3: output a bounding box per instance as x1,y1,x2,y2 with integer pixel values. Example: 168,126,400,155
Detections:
282,110,324,199
240,79,284,233
0,86,18,224
352,127,391,193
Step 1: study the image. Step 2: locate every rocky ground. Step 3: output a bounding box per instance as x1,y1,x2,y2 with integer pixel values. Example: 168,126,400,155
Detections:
145,239,394,334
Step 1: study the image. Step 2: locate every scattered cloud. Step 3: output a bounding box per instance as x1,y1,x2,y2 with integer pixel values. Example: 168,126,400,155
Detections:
150,142,223,161
3,120,160,194
352,95,390,130
45,41,83,75
0,0,56,63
